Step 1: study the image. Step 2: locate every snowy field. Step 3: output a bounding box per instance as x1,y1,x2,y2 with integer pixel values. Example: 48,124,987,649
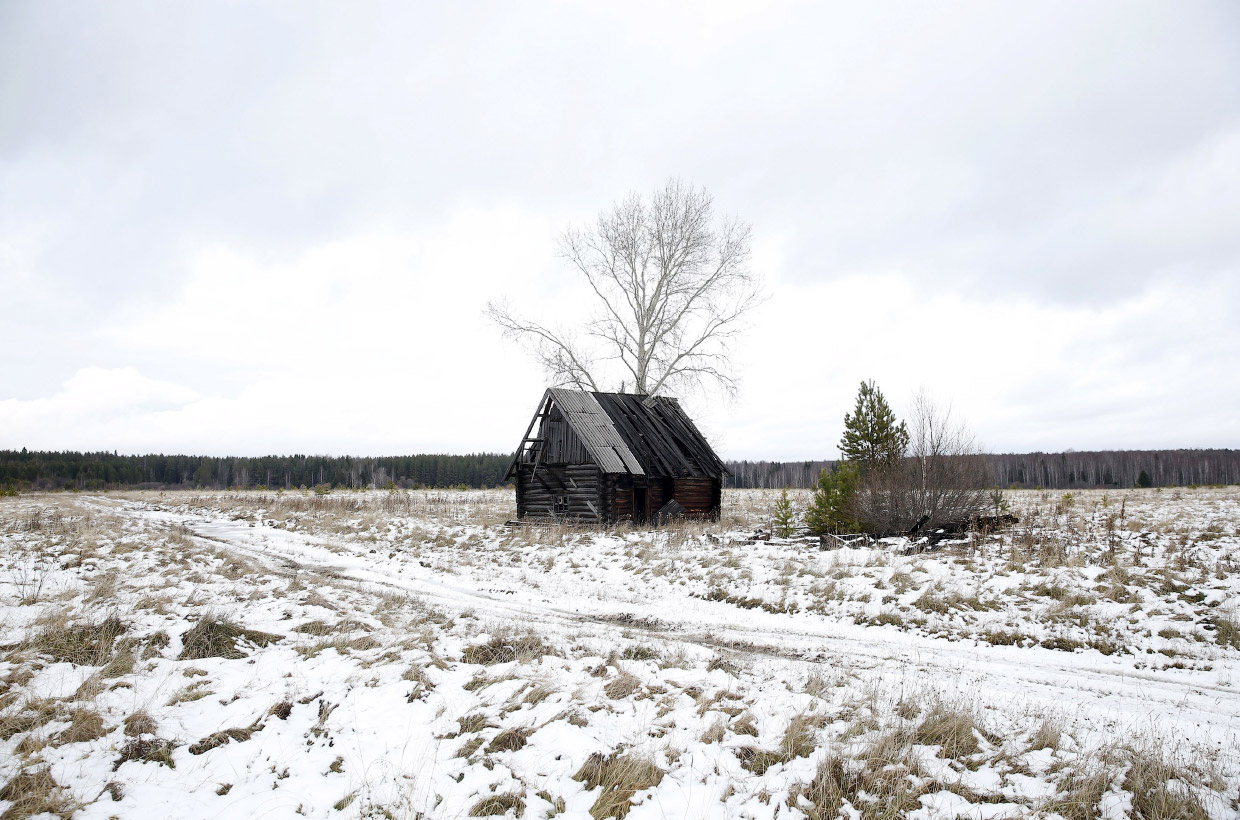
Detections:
1,486,1238,819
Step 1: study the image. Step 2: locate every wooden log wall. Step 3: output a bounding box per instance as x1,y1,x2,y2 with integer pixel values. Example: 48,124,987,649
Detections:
604,477,678,523
610,476,633,521
516,464,603,522
673,477,721,519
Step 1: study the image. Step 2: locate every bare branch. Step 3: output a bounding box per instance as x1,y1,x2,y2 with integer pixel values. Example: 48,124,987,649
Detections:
486,178,765,398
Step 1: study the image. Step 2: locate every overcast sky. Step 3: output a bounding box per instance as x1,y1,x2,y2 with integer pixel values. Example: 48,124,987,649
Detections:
2,1,1238,461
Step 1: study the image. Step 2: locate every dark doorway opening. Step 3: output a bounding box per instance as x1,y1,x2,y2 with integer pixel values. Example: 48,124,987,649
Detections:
634,487,648,523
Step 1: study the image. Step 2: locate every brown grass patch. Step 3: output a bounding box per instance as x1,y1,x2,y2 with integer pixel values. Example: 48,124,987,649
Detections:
178,615,281,660
0,767,75,820
30,616,127,666
114,737,179,770
189,727,252,755
468,793,525,817
912,703,984,759
123,709,158,737
462,633,555,666
486,727,534,753
603,672,642,700
51,709,108,746
573,752,665,820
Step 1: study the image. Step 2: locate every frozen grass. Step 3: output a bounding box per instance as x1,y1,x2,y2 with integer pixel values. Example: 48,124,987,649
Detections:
0,487,1236,819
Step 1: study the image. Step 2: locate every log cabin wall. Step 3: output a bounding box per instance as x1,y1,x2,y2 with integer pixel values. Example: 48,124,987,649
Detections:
515,464,604,522
609,476,633,522
672,477,721,518
508,389,729,525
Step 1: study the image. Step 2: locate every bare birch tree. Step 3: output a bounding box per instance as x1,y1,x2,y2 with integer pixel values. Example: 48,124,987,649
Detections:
904,390,991,528
487,178,763,397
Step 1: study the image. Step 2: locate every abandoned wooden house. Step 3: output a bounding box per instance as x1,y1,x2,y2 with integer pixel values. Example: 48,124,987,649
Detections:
505,388,729,523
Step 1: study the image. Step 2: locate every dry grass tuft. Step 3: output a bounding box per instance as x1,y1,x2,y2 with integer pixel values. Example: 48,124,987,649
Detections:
573,752,665,820
29,616,127,666
123,709,158,737
699,719,726,744
1211,614,1240,650
51,709,108,746
0,767,75,820
912,703,983,759
189,727,252,756
1041,763,1114,820
178,615,281,660
1121,747,1210,820
486,727,534,753
468,792,525,817
1029,716,1062,751
455,713,498,736
603,671,642,700
114,737,179,770
462,633,555,666
738,711,826,774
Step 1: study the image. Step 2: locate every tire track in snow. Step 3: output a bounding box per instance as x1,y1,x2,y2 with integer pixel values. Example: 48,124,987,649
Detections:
119,499,1240,757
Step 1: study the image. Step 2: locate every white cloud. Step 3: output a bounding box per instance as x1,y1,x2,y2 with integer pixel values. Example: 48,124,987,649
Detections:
2,2,1238,458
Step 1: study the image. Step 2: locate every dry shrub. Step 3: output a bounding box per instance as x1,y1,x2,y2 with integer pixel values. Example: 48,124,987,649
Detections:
178,615,281,660
468,793,525,817
573,752,665,820
462,633,555,666
0,767,75,820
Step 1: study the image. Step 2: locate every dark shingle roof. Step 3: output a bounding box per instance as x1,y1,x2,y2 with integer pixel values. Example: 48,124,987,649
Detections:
543,389,728,478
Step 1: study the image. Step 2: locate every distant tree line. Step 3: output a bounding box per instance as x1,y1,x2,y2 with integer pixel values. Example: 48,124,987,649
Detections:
0,450,512,491
727,449,1240,490
4,447,1237,494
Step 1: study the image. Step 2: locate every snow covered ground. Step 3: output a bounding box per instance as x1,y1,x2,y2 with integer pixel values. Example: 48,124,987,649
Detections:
1,487,1238,819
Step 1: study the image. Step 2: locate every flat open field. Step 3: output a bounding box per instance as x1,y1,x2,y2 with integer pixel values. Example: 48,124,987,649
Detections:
1,487,1238,819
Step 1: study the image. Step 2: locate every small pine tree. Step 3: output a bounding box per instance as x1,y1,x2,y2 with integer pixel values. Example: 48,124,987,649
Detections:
805,462,861,535
839,380,908,470
773,488,796,538
1137,470,1153,488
